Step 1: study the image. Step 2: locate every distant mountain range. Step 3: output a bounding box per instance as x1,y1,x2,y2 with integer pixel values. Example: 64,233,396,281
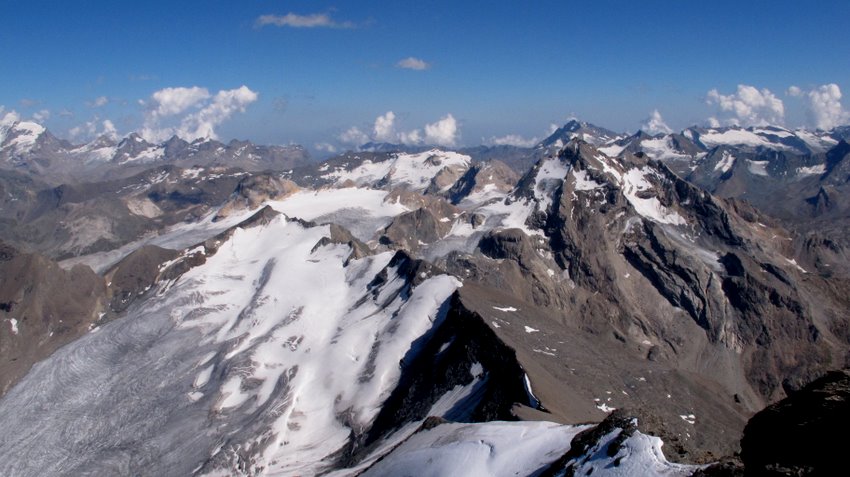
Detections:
0,120,310,184
5,117,847,185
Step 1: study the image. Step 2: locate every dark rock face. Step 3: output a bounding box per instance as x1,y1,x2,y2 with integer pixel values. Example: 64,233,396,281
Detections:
380,207,450,252
104,245,180,313
214,174,299,221
346,291,532,466
739,369,850,476
311,223,372,265
379,199,458,252
0,242,106,396
446,160,519,204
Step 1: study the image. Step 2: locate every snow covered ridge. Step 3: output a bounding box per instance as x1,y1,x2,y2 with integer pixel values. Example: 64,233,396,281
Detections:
0,209,492,476
319,149,471,192
522,142,689,226
0,120,45,155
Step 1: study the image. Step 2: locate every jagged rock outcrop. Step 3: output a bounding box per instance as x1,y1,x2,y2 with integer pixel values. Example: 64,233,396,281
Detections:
697,369,850,476
214,174,299,220
739,369,850,476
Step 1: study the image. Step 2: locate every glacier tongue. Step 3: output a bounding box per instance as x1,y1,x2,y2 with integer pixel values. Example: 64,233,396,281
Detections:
0,215,460,476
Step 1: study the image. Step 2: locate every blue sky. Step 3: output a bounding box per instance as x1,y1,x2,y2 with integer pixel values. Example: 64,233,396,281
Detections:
2,0,849,152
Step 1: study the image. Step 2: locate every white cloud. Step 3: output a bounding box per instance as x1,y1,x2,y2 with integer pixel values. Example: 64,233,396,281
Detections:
32,109,50,122
314,142,338,154
339,112,459,147
149,86,210,117
255,12,354,29
787,85,803,97
641,109,672,135
141,85,258,142
87,96,109,108
397,57,430,70
707,117,721,128
424,114,459,146
339,126,369,145
68,117,119,141
178,86,258,140
101,119,118,140
1,106,21,128
706,84,785,126
398,129,423,145
486,123,562,148
804,84,849,130
487,134,539,147
372,111,396,142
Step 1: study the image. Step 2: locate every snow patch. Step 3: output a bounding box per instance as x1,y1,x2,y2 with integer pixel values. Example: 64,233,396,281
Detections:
700,129,788,150
492,306,517,312
797,164,826,176
534,158,571,211
568,426,701,476
713,150,736,173
359,421,586,477
640,137,690,161
621,167,686,225
785,258,808,273
572,169,604,191
746,160,770,176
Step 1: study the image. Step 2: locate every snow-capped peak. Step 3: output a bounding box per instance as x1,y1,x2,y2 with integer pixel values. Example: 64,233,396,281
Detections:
0,120,47,154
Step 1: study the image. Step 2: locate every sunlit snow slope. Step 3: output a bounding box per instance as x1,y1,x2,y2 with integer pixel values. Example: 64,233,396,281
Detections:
0,215,463,475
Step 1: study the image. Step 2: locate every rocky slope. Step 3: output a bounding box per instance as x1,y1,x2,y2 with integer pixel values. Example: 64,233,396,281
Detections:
0,121,848,475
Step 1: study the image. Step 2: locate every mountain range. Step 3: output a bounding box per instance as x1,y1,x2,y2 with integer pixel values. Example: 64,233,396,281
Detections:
0,117,848,476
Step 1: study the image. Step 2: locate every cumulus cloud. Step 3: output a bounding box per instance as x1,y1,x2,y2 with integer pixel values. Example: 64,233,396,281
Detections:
424,114,459,146
87,96,109,108
641,109,673,135
1,106,21,128
314,142,338,154
487,134,539,147
102,119,118,139
149,86,210,117
398,129,423,145
396,57,430,70
141,85,258,142
255,12,354,29
486,123,561,148
32,109,51,122
787,85,803,97
372,111,396,142
706,84,785,126
803,84,849,130
339,126,370,145
338,112,460,147
68,117,119,141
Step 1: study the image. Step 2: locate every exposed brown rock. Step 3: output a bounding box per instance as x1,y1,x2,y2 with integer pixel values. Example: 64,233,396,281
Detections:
0,241,106,396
